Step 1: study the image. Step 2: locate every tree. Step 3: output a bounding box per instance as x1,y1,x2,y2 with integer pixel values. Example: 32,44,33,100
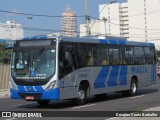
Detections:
0,43,4,64
156,51,160,58
0,43,11,64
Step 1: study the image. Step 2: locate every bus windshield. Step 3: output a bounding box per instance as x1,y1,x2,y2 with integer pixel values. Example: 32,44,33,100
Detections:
11,48,56,80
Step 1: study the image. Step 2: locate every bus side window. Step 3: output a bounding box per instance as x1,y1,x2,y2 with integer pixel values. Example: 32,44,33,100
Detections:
77,44,87,67
101,45,108,65
109,47,120,65
77,43,94,67
93,45,108,66
123,47,134,65
144,47,154,64
86,51,94,66
133,47,145,65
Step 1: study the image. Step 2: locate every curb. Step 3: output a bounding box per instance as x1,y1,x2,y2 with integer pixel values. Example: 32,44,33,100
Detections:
0,89,10,98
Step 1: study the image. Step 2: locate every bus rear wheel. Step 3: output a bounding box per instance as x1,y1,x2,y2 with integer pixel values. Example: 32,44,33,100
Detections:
37,100,50,106
122,79,138,96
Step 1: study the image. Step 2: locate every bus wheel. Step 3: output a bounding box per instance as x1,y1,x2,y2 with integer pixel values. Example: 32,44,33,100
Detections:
73,85,87,105
122,79,138,96
37,100,50,106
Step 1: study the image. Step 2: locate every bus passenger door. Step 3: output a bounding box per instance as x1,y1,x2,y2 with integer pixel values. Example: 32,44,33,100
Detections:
59,43,78,99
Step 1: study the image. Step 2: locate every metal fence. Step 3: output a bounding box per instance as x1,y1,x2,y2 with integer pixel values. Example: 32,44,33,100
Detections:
0,64,10,90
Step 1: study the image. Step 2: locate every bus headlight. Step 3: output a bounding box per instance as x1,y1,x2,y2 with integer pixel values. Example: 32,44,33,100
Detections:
45,81,56,91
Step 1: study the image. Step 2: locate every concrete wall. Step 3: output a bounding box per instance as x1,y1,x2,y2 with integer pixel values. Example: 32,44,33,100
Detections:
0,64,10,89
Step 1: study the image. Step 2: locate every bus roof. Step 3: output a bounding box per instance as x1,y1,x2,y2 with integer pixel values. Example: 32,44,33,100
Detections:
19,35,154,47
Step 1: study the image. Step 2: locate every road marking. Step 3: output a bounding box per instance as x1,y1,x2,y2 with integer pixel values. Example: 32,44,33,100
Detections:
5,118,16,120
129,95,145,99
105,117,117,120
152,84,160,87
13,104,23,107
144,106,160,111
72,104,96,109
13,102,37,107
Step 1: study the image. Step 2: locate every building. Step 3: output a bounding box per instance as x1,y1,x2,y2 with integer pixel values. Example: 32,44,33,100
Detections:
99,3,120,36
99,3,129,37
0,21,24,40
128,0,160,50
119,3,129,39
80,20,100,37
80,0,160,49
80,2,128,38
61,5,77,37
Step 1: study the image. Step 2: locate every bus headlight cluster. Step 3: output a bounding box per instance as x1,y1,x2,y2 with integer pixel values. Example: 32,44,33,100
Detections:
45,81,56,91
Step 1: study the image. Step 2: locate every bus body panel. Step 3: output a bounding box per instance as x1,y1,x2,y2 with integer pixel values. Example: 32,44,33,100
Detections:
10,36,157,102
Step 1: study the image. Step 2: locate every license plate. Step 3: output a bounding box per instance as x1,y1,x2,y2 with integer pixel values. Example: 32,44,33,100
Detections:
25,96,34,100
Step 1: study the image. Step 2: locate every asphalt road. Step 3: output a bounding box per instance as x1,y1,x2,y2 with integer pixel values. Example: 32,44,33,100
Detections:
0,80,160,120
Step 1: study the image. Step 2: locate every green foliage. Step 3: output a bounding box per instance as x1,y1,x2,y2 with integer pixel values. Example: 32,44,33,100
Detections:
156,51,160,58
0,43,4,64
0,43,11,64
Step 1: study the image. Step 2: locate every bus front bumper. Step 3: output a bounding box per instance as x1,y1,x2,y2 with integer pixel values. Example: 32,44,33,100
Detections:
10,88,60,100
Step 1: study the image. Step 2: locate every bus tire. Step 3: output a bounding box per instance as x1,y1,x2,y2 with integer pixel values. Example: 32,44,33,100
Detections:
37,100,50,106
122,79,138,96
73,85,87,105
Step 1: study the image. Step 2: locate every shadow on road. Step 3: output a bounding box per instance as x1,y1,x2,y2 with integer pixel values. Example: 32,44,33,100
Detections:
16,88,159,110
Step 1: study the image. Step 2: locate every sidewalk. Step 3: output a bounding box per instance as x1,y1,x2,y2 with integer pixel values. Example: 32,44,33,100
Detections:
0,89,10,98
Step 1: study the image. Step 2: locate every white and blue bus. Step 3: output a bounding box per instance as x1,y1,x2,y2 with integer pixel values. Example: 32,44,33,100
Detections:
10,35,157,105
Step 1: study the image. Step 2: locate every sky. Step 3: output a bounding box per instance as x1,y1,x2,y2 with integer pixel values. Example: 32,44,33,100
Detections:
0,0,127,37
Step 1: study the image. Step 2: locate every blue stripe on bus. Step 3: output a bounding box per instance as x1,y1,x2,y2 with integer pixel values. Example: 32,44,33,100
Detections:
119,66,127,85
109,40,117,44
152,64,156,81
107,66,119,87
151,65,153,81
99,39,109,44
18,86,26,91
26,86,35,92
149,43,154,46
99,39,126,45
139,43,150,46
41,88,60,100
18,86,44,92
35,86,44,91
151,64,155,81
94,66,110,88
11,88,59,100
118,40,126,45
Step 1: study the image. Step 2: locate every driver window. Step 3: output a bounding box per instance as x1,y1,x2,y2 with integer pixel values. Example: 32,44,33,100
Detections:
59,43,77,79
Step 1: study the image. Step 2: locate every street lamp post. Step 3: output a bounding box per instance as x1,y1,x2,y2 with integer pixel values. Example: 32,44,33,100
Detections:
102,17,107,35
85,0,90,36
27,17,33,37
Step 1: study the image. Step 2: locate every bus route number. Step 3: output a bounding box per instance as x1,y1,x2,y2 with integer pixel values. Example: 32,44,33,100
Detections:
78,73,87,78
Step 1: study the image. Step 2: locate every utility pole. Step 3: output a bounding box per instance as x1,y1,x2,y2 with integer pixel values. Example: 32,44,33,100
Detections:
85,0,90,36
103,17,107,35
27,17,33,37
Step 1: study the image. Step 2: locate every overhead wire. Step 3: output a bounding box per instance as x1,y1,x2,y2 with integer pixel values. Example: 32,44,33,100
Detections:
0,9,85,18
90,16,160,31
0,8,160,36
